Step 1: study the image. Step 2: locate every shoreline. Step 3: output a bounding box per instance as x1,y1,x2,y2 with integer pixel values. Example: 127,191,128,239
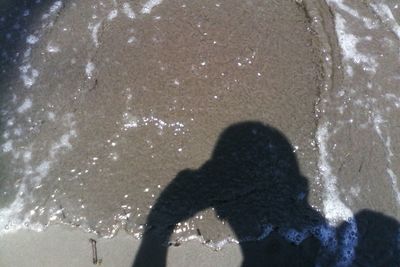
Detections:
0,225,243,267
0,224,325,267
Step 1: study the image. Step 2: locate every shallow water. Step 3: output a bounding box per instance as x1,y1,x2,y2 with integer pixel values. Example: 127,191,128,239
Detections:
0,0,400,265
0,0,321,235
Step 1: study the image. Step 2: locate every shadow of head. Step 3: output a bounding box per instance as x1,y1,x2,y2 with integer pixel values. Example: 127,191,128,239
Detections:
203,122,314,230
210,121,304,190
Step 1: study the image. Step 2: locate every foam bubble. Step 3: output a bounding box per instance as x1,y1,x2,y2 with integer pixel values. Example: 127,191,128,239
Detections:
46,42,60,53
42,1,63,19
23,48,32,59
336,219,358,267
279,228,309,245
122,3,136,19
334,14,377,72
107,9,118,21
311,224,337,251
127,36,136,44
85,61,95,79
370,3,400,40
17,98,32,113
141,0,164,14
49,1,63,14
14,128,22,136
23,9,30,17
327,0,359,18
317,123,353,223
36,161,50,177
26,35,39,45
23,151,32,163
49,130,77,158
88,22,101,47
19,64,39,88
2,140,13,153
123,112,138,128
0,113,78,234
47,111,56,121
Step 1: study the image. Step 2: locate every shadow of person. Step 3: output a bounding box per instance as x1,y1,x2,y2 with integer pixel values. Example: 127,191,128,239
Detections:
333,209,400,267
132,121,325,266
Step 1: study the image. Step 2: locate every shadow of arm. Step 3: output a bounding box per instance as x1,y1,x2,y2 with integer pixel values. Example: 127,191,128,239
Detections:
132,169,204,267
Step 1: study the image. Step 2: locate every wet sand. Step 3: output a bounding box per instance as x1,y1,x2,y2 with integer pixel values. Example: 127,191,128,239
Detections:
0,0,326,265
0,0,322,240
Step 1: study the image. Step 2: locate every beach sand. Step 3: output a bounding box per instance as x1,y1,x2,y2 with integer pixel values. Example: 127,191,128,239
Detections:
0,225,242,267
2,0,400,266
0,225,322,267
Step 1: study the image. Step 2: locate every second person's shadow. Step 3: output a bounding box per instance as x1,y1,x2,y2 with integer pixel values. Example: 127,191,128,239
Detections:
133,121,325,266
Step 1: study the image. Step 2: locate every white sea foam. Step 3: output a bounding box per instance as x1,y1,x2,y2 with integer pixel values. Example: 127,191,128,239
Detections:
26,35,39,45
47,111,56,121
319,0,400,224
88,22,102,47
32,160,51,187
122,3,136,19
327,0,359,18
0,114,77,235
23,48,31,60
49,129,77,158
46,42,60,53
141,0,163,14
321,2,400,264
334,14,377,72
3,131,10,139
14,128,22,136
49,1,63,14
6,118,14,127
85,61,95,79
317,123,353,223
0,194,36,236
107,9,118,21
123,112,138,128
2,140,13,153
370,2,400,40
42,0,63,20
23,151,32,163
17,98,32,113
19,64,39,88
127,36,137,44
